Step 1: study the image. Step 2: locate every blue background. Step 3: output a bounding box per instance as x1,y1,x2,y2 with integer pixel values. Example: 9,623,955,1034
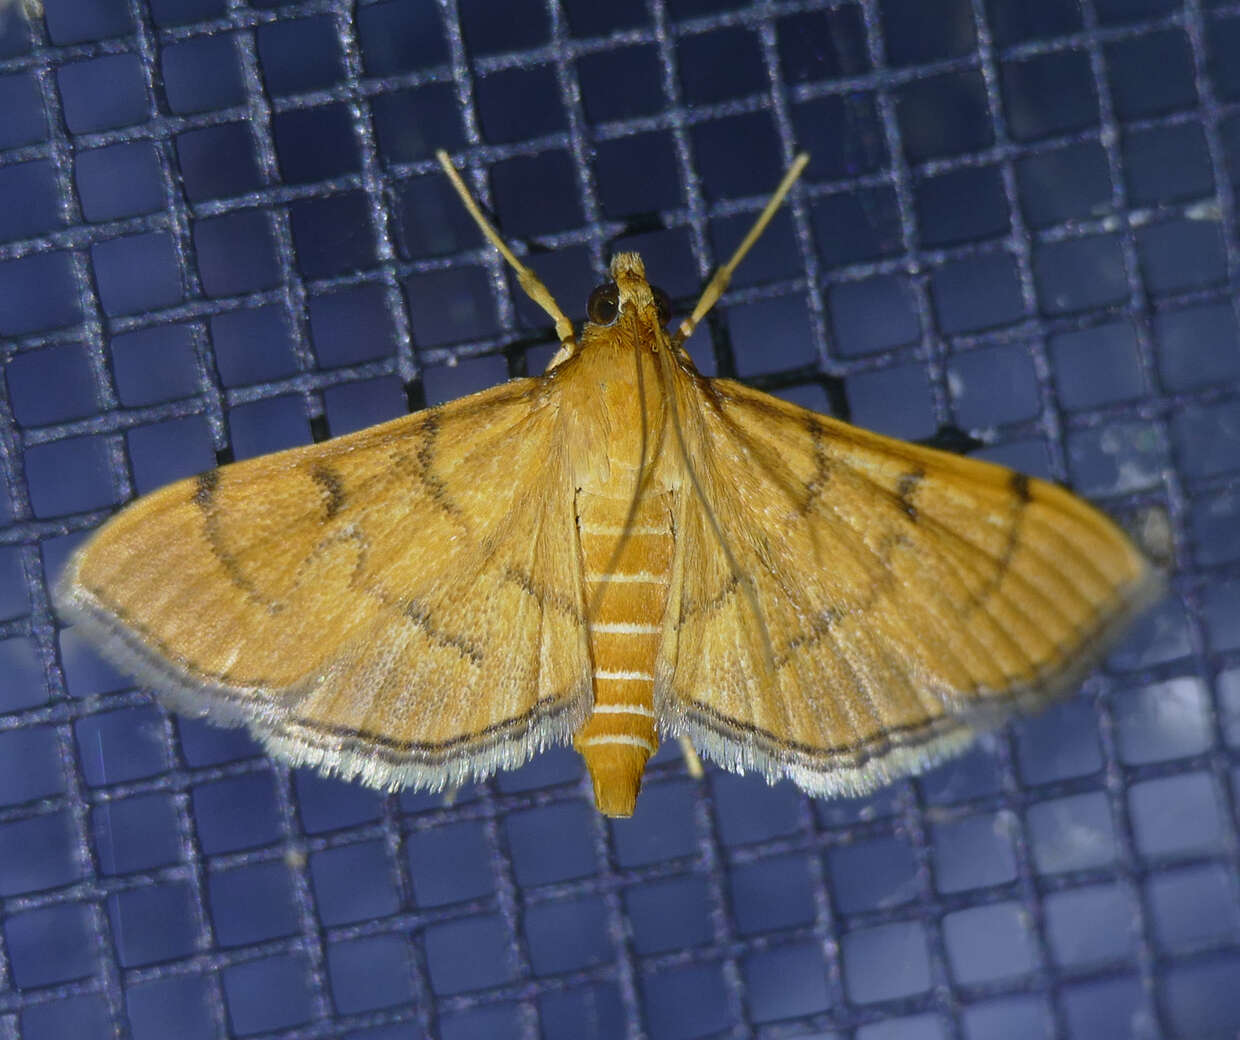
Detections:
1,0,1239,1037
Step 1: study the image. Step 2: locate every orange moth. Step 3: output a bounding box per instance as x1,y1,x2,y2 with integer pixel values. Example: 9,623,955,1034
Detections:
59,151,1159,817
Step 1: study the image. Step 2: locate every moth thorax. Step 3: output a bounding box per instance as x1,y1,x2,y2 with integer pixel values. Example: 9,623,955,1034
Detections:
573,487,673,817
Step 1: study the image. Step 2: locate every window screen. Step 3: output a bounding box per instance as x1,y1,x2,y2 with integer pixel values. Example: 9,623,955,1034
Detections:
1,0,1238,1037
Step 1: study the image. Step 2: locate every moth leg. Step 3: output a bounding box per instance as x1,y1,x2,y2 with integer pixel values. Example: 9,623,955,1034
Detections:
678,736,704,779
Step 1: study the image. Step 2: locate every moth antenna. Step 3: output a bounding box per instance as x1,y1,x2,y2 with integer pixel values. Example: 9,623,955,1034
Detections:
673,152,809,347
436,149,577,354
657,348,778,674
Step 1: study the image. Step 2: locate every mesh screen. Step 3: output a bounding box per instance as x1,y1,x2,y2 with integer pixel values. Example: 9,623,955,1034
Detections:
1,0,1239,1036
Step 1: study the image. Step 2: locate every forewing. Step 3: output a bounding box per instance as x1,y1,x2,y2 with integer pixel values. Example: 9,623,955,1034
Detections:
60,379,592,791
658,377,1159,796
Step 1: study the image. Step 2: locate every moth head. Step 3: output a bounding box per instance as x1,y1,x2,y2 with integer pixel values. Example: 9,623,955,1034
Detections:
585,252,672,333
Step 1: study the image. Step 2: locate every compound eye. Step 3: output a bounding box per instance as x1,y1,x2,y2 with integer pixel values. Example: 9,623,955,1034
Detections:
652,286,672,326
587,282,620,325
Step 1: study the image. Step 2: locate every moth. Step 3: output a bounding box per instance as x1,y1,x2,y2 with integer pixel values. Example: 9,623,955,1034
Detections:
59,151,1159,817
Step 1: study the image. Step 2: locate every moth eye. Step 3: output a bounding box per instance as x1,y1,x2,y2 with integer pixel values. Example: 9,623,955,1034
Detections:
652,286,672,326
587,282,620,325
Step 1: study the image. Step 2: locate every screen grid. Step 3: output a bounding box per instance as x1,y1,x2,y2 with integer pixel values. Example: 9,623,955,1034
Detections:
0,0,1238,1037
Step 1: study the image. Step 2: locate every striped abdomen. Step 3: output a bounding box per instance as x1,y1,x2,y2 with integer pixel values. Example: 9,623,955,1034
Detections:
573,489,674,817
